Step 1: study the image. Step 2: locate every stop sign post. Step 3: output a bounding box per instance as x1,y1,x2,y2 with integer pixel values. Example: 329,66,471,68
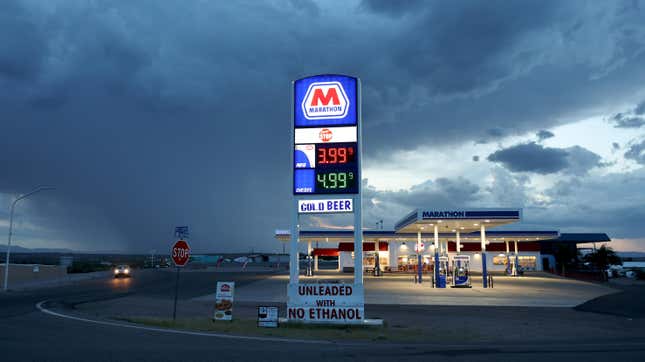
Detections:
171,239,190,321
172,240,191,267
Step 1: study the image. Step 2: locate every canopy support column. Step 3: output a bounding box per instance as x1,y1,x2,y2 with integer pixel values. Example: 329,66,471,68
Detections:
456,231,461,255
481,224,488,288
289,199,299,285
416,231,422,284
434,225,439,287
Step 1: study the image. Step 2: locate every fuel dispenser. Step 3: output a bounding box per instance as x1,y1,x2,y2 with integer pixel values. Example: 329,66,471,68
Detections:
505,254,512,275
305,255,314,276
451,255,471,288
436,256,449,288
511,254,520,276
373,251,383,276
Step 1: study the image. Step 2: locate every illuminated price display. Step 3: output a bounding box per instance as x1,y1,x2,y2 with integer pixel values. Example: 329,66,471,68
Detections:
294,141,359,194
316,170,357,192
317,143,356,165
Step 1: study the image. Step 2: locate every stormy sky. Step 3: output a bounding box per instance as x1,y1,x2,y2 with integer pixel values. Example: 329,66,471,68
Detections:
1,0,645,253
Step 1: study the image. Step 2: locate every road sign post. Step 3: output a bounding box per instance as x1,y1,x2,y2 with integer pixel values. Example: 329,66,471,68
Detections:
171,239,190,321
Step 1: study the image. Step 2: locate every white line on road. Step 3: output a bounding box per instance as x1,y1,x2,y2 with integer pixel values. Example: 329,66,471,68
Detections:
36,300,332,345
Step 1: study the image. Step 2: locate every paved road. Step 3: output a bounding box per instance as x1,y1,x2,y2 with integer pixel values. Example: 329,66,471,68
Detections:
1,270,645,361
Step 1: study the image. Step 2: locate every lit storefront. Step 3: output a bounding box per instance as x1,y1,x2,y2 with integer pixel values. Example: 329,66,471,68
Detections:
276,208,610,274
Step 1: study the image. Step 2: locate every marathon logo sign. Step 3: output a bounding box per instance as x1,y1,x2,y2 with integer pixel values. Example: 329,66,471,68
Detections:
298,199,353,214
287,283,364,324
302,82,349,120
293,75,357,128
422,211,466,219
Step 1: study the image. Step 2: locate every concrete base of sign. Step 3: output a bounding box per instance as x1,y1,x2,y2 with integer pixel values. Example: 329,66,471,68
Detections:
279,317,383,326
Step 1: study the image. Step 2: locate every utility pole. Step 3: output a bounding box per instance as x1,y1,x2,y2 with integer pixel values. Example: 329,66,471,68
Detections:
4,186,55,291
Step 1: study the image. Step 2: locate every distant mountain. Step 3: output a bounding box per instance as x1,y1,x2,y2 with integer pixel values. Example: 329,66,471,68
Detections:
0,244,77,254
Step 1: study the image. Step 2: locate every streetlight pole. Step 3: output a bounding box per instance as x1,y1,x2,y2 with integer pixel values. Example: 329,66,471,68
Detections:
3,186,55,291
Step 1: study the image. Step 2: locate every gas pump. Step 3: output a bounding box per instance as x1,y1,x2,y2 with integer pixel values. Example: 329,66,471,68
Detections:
505,254,512,275
436,256,449,288
511,254,519,276
451,255,471,288
373,251,382,276
305,255,314,276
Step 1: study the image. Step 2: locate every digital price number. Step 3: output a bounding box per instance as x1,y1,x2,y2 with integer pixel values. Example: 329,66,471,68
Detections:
316,171,356,190
317,145,356,165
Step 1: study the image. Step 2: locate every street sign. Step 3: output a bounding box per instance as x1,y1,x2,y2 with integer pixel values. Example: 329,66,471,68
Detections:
171,240,191,267
174,226,189,238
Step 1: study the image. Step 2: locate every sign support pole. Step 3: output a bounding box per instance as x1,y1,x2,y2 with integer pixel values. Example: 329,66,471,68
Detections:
353,194,363,285
172,267,180,321
290,200,300,285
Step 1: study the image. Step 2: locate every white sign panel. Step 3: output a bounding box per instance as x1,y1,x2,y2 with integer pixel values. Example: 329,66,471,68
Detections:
298,199,353,214
213,281,235,321
287,283,364,324
294,126,357,144
294,144,315,168
257,306,279,328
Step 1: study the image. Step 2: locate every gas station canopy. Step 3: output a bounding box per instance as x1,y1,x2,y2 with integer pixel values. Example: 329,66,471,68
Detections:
394,209,522,234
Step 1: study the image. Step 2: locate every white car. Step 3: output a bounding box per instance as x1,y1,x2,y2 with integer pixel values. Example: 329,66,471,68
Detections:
113,265,131,278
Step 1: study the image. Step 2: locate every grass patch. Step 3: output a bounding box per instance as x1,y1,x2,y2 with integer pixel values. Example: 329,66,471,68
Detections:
117,316,425,342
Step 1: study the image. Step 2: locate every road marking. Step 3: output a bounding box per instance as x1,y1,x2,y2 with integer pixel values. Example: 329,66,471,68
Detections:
36,300,332,345
36,300,645,351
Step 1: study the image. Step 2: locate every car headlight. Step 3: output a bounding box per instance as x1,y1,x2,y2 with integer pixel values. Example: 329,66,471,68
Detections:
124,269,129,274
114,269,119,274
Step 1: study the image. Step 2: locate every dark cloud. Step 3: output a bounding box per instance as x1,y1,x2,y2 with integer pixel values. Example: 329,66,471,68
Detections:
361,177,481,228
536,130,555,141
0,1,46,81
610,112,645,128
472,155,480,162
487,142,570,174
612,142,620,150
0,1,644,252
565,146,603,175
625,139,645,165
635,100,645,115
487,142,602,175
360,0,426,17
476,128,507,144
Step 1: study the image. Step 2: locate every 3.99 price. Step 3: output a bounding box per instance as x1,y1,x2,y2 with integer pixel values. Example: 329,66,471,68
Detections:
317,146,355,165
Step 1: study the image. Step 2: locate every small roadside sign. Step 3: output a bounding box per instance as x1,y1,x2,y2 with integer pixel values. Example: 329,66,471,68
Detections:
213,282,235,321
257,306,279,328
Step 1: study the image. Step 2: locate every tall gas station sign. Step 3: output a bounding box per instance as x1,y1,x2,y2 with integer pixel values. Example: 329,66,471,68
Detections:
289,74,364,323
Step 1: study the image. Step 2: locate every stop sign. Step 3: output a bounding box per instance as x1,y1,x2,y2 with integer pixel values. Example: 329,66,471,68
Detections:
171,240,191,267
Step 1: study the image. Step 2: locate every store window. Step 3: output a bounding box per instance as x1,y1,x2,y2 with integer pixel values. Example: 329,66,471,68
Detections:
492,255,508,265
518,256,537,271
